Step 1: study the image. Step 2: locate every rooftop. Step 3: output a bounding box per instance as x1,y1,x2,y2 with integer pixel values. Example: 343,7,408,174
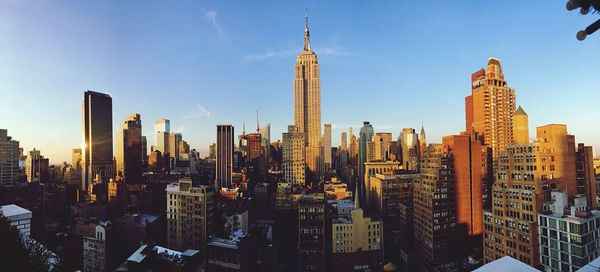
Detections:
0,204,31,218
540,209,600,224
578,255,600,272
473,256,538,272
207,230,249,249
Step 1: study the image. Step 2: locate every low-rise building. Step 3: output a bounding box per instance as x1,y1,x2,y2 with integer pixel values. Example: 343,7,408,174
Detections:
206,230,256,271
539,191,600,272
324,178,352,200
115,244,201,272
330,204,383,272
275,182,292,210
82,220,111,272
0,204,32,236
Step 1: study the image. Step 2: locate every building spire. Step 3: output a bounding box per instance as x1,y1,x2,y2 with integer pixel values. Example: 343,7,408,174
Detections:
304,9,311,51
256,110,260,133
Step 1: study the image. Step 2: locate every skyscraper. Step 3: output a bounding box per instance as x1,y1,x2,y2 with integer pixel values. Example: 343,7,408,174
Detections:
576,143,596,208
340,132,348,167
321,123,332,176
141,136,147,164
399,128,419,170
419,125,426,157
441,132,490,258
375,132,392,160
414,144,458,271
358,121,375,205
25,148,49,183
216,125,234,190
82,90,114,192
154,118,170,156
282,125,305,185
349,128,358,166
72,148,82,170
260,123,271,147
465,58,516,158
294,14,321,178
168,132,182,161
115,113,142,182
341,132,348,151
0,129,21,184
209,143,216,160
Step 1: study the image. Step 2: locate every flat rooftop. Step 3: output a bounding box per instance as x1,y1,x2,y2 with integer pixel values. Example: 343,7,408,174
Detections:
0,204,31,219
473,256,539,272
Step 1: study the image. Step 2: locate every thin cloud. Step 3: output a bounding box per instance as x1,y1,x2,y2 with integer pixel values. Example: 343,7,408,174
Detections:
243,49,296,62
183,103,212,119
243,46,354,62
173,125,186,133
203,10,224,39
317,47,355,56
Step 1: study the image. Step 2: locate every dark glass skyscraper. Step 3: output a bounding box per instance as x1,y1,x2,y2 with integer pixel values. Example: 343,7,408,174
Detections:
82,90,114,193
216,124,233,190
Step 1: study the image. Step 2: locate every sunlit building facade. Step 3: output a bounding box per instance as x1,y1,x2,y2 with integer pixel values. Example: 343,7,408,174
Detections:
166,178,215,262
283,125,305,185
294,14,321,177
154,118,170,155
465,58,516,158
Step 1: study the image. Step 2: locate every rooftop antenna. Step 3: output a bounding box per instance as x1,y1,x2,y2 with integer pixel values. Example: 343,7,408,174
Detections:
256,110,260,133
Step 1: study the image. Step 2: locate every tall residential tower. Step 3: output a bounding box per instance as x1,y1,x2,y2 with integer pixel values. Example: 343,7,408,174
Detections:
465,58,516,158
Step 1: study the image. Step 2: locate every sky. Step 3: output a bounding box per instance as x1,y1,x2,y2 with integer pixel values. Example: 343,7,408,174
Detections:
1,0,599,164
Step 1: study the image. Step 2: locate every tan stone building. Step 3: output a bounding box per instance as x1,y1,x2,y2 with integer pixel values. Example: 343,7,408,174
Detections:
166,178,215,262
483,123,578,266
513,106,529,145
363,161,402,206
330,207,383,271
282,125,305,185
294,14,321,177
324,178,352,200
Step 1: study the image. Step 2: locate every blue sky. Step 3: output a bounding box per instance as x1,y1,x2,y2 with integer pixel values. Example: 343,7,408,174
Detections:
1,1,599,163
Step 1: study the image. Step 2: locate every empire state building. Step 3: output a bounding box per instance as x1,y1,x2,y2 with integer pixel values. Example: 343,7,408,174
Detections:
294,14,321,177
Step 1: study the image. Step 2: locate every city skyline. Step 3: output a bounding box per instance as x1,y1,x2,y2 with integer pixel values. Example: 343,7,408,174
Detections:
2,1,600,164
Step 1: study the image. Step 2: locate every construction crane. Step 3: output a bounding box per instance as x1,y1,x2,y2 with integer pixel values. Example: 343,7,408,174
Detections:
566,0,600,40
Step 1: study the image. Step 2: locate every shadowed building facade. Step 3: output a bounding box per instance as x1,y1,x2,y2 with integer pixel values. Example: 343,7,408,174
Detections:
414,144,458,271
413,133,490,271
115,113,142,182
216,125,234,189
